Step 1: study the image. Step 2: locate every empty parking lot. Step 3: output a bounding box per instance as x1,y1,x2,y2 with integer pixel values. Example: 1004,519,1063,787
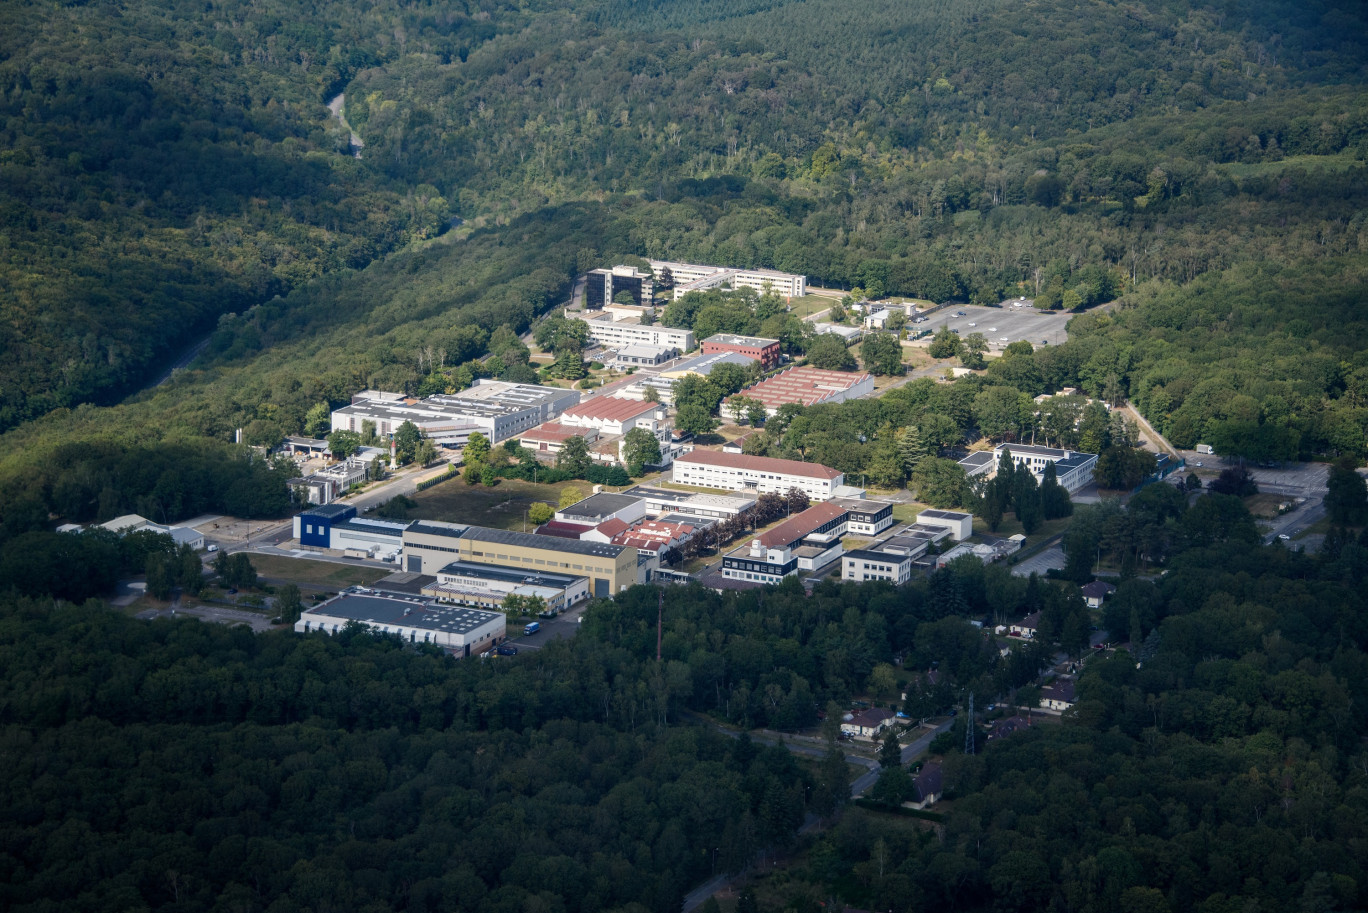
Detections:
912,303,1074,350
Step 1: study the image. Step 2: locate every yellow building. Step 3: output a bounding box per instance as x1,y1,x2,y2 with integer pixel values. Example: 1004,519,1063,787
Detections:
403,522,639,599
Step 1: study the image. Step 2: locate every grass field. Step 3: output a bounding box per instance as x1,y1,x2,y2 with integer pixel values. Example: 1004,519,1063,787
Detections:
247,554,391,589
1244,492,1292,519
788,294,837,318
991,515,1073,548
408,477,591,530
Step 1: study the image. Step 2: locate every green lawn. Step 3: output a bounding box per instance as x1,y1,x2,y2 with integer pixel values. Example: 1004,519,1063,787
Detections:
788,295,837,318
408,478,590,531
247,554,391,589
988,515,1073,548
889,501,932,523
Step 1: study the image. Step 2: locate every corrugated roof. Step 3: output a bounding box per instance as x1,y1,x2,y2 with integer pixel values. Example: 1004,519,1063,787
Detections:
676,449,842,480
562,396,659,423
734,365,871,410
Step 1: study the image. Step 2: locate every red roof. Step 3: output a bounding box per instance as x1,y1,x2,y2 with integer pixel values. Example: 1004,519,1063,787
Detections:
757,501,848,548
519,422,589,443
535,520,595,539
734,365,871,410
594,518,630,539
676,449,842,481
561,396,658,423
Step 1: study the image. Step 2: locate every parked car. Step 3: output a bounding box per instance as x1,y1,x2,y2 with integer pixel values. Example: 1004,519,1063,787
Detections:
956,310,967,316
496,644,519,656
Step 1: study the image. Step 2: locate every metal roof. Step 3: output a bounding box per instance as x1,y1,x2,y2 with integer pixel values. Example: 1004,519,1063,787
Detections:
461,526,628,559
407,521,469,539
558,492,644,519
305,593,500,634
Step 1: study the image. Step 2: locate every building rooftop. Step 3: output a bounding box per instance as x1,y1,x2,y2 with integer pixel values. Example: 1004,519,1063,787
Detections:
1081,581,1117,598
662,351,757,379
845,548,914,563
302,503,355,519
835,498,893,516
519,422,594,443
461,525,628,559
437,560,584,588
558,492,644,520
735,365,871,411
758,501,849,548
535,520,595,539
921,508,972,520
614,343,675,359
561,396,660,423
624,485,757,510
304,592,501,635
705,333,779,348
675,449,842,481
408,520,470,540
334,517,408,539
370,572,437,596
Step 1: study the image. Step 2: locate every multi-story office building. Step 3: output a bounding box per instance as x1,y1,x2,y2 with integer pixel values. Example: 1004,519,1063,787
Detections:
648,260,806,300
577,311,696,353
958,444,1097,493
584,266,654,310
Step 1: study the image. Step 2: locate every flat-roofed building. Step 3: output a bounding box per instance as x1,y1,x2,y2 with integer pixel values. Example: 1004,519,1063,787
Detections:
958,444,1097,493
833,498,895,536
648,260,806,300
422,561,588,612
555,492,648,527
701,333,781,369
842,547,918,585
672,450,844,501
624,350,756,403
453,526,638,598
622,485,756,521
585,265,654,310
916,508,973,541
611,343,676,367
732,365,873,417
577,311,696,353
332,382,580,445
297,591,504,657
516,422,600,455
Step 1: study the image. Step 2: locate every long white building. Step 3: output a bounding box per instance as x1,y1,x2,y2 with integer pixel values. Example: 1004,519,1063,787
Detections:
671,451,844,501
297,591,505,658
649,260,807,300
576,311,696,353
331,382,580,445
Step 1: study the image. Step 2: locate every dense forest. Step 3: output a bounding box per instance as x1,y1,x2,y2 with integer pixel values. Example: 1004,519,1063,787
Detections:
4,488,1368,910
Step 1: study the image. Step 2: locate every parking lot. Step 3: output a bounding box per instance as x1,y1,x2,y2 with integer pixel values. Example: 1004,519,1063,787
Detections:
913,302,1074,350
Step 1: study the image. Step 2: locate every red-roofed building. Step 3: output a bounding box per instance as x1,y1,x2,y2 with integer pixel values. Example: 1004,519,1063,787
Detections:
721,502,852,583
672,450,844,501
559,396,667,437
583,517,630,543
731,365,873,417
534,520,596,540
610,519,696,555
516,422,599,455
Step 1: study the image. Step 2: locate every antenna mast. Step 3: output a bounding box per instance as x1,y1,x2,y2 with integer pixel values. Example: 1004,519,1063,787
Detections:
965,693,975,755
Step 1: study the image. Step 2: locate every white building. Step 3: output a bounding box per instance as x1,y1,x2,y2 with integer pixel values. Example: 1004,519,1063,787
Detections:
841,545,918,585
611,344,676,367
422,561,588,613
331,382,580,445
558,396,669,438
915,509,973,541
671,451,844,501
959,444,1098,494
297,591,505,658
621,485,757,522
649,259,807,300
576,311,696,353
841,708,896,741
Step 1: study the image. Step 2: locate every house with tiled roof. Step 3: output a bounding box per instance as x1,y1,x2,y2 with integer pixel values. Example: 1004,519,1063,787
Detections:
841,707,896,741
1040,677,1077,712
672,450,844,501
